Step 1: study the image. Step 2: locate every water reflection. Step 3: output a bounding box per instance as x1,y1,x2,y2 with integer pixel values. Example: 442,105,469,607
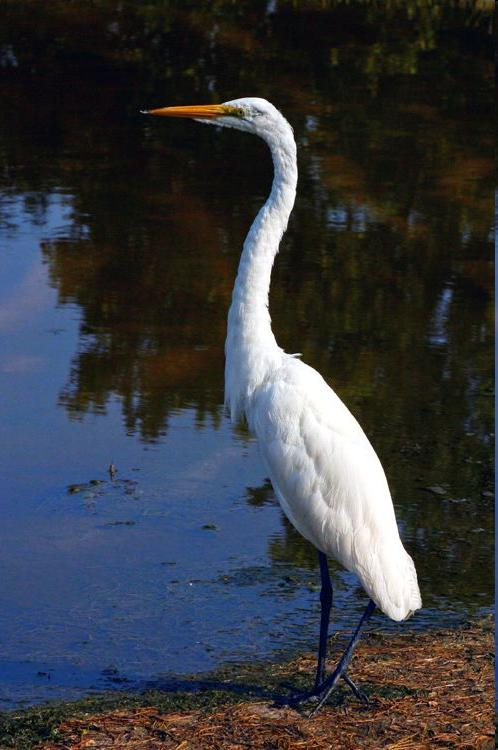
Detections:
0,0,493,707
3,0,494,593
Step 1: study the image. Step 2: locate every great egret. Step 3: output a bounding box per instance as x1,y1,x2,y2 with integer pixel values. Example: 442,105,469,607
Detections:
144,97,421,713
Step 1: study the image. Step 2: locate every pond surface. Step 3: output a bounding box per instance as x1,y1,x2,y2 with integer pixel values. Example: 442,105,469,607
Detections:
0,1,494,709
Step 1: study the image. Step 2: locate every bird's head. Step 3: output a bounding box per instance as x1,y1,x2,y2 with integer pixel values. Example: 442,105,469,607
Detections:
142,97,292,144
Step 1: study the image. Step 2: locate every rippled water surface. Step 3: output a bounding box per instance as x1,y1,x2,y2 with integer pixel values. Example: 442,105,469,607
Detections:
0,1,494,708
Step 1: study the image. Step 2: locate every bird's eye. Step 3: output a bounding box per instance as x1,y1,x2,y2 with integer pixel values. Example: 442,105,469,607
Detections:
223,106,246,119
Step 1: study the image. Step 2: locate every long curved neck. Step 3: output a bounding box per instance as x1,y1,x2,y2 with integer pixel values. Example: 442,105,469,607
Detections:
225,126,298,422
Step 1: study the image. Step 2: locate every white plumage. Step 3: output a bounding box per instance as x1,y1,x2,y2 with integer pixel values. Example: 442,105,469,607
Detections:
252,357,421,621
147,96,421,703
220,97,421,622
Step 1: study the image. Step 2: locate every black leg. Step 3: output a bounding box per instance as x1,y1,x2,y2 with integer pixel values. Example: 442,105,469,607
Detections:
314,554,363,700
288,552,362,707
309,599,376,716
315,551,332,690
342,673,369,706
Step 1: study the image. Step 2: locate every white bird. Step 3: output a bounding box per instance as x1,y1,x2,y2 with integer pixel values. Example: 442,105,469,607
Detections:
145,97,421,712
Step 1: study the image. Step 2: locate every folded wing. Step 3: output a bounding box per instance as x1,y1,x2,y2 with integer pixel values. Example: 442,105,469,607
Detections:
250,356,421,621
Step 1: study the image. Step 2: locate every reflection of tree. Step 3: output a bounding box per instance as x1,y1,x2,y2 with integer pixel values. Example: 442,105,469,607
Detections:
1,0,493,445
245,479,276,508
40,183,234,436
2,0,493,612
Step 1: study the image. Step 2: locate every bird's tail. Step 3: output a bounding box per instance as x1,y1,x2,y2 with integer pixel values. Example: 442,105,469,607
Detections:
361,544,422,622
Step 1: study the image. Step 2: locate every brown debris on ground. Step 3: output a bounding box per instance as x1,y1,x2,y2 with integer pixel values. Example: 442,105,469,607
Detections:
36,620,494,750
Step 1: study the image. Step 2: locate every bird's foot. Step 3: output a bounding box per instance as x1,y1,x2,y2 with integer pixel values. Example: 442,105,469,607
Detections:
285,688,320,707
285,672,366,709
308,669,369,717
342,673,369,706
307,599,376,716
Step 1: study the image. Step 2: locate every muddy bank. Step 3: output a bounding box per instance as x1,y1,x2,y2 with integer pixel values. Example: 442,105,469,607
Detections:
0,617,493,750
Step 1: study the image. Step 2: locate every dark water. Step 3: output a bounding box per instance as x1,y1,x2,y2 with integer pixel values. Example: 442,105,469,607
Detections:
0,2,493,709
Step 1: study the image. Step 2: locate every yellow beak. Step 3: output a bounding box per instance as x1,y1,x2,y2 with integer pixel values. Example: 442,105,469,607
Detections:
142,103,243,119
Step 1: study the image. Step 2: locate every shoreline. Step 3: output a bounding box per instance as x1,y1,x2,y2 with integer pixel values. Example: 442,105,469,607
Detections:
0,616,493,749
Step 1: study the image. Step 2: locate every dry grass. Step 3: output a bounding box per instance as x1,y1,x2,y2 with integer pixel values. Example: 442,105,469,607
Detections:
31,619,495,750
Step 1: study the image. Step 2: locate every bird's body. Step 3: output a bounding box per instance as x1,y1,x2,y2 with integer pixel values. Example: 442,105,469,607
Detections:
147,96,421,709
247,355,420,621
221,98,421,622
